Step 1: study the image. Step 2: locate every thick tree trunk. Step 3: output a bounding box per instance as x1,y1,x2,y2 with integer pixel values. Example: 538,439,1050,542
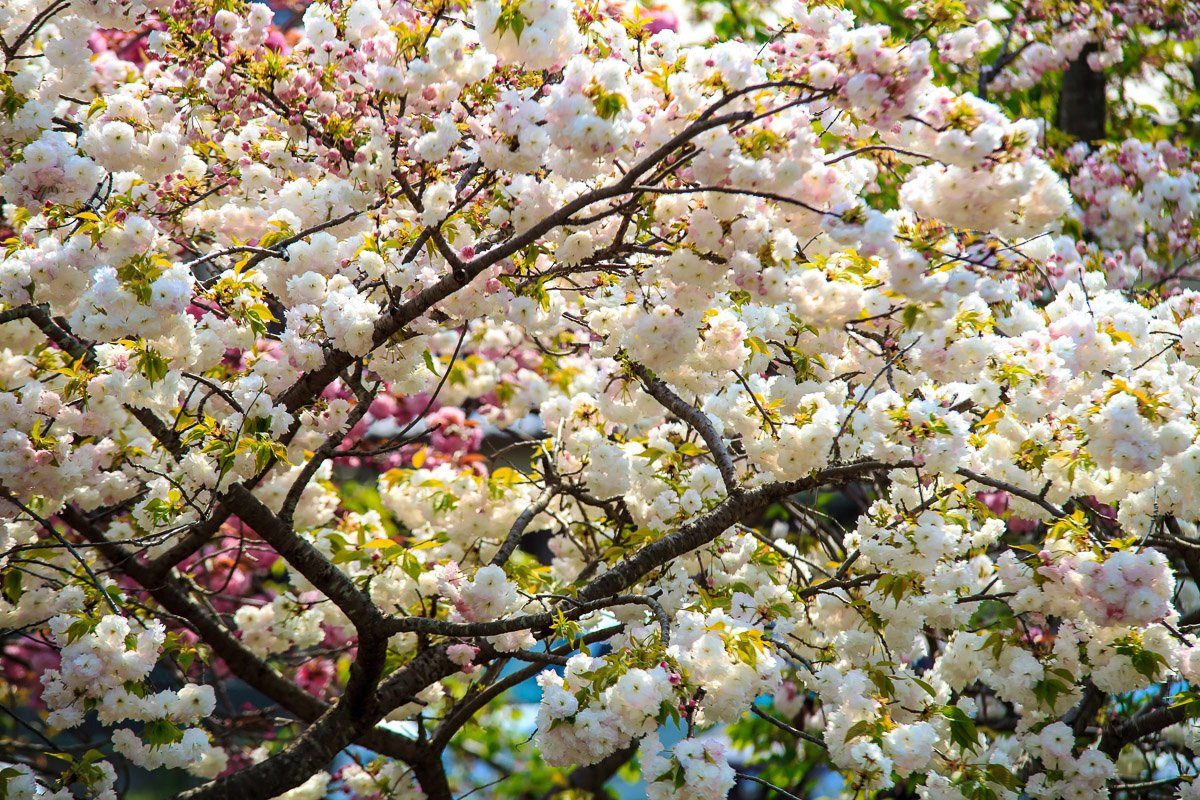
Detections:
1057,43,1107,142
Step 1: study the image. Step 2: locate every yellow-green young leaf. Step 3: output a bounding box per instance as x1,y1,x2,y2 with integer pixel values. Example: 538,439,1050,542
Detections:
134,346,170,383
361,537,396,549
746,336,772,356
843,719,877,742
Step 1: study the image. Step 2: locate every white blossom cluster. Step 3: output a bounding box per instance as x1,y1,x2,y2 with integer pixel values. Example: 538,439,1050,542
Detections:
640,732,737,800
38,615,226,777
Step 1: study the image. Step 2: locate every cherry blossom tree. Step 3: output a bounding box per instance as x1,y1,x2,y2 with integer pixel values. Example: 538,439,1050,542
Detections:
0,0,1199,799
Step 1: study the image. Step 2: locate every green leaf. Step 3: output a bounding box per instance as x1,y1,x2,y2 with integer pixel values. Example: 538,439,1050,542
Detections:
1,569,22,603
134,345,170,383
493,0,531,40
843,719,876,742
746,336,772,356
967,598,1016,629
1031,677,1070,710
591,89,627,120
143,719,184,748
66,618,95,644
984,764,1019,790
0,764,27,800
941,705,979,752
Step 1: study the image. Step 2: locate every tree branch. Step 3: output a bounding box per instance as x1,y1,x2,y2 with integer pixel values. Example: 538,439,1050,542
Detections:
626,360,740,496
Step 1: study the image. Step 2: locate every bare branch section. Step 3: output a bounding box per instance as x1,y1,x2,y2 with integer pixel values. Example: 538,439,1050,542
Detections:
626,359,741,496
490,487,556,567
578,459,912,603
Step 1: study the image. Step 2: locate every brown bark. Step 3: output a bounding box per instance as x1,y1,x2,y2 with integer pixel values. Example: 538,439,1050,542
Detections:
1057,44,1107,142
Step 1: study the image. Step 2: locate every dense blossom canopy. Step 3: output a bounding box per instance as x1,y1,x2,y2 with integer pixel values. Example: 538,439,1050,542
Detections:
1,0,1200,798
